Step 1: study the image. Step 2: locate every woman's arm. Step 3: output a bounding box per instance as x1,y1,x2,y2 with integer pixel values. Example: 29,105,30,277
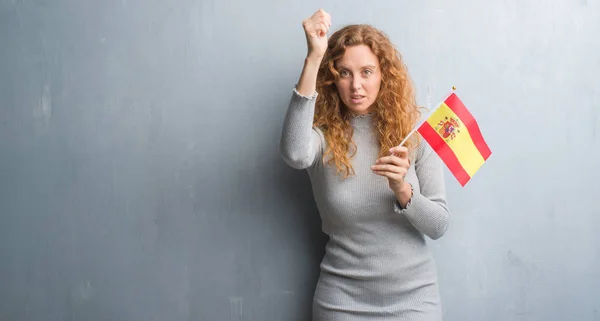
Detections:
279,87,324,169
394,141,450,240
279,9,331,169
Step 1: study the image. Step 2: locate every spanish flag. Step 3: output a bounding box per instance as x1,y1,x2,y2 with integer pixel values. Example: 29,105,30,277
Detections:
417,92,491,186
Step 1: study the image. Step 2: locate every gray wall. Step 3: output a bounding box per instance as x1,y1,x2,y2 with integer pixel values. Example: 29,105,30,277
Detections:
1,0,599,320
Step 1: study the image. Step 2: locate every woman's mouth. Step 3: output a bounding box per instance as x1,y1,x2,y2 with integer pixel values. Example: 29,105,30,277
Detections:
351,95,365,103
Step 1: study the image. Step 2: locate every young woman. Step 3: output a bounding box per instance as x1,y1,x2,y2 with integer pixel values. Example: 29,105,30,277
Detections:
280,9,450,321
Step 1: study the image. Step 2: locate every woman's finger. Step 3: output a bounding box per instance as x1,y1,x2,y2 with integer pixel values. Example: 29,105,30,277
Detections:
389,146,408,158
371,164,403,174
372,165,407,177
375,155,409,168
320,22,328,35
372,170,405,182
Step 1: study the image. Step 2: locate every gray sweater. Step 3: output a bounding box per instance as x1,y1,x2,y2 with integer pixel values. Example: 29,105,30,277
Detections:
280,88,450,320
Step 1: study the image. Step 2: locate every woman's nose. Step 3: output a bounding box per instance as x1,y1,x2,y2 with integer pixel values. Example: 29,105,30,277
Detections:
352,77,362,90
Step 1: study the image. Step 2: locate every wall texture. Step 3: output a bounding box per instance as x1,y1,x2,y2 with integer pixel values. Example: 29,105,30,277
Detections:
1,0,599,320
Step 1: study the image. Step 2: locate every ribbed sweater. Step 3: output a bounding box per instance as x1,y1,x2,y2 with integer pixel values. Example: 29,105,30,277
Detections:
280,88,450,321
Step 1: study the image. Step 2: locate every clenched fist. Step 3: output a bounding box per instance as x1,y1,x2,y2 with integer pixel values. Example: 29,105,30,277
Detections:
302,9,332,60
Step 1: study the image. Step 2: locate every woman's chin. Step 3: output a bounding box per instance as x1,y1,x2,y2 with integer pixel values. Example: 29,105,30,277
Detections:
345,102,374,115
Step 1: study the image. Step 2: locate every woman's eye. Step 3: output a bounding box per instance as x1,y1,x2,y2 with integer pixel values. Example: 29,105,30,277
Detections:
363,69,372,75
339,70,349,77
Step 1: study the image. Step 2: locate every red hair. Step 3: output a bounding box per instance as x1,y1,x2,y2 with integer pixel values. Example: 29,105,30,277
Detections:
314,24,421,177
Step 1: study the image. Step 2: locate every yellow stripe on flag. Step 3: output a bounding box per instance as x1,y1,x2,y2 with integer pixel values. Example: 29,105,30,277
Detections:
425,103,486,177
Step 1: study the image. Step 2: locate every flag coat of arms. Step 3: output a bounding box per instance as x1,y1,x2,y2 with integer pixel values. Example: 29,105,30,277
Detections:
416,92,491,186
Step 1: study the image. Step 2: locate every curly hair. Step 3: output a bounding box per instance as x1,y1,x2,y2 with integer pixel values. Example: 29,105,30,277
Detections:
314,24,421,178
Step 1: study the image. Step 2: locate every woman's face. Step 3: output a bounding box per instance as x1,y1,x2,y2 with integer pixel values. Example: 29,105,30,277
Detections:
334,44,382,115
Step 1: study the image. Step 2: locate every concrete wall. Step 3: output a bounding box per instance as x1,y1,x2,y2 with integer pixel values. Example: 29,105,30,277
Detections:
1,0,598,320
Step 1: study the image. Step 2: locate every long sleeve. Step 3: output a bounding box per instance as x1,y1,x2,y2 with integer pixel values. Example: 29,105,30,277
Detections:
394,140,450,240
279,88,325,169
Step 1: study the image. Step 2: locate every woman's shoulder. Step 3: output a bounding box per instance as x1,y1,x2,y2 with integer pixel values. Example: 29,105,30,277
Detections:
411,107,435,164
411,133,434,166
313,125,327,148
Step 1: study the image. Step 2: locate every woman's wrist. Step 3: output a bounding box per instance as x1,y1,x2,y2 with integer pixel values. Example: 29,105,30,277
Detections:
296,56,322,97
395,182,413,209
305,53,323,64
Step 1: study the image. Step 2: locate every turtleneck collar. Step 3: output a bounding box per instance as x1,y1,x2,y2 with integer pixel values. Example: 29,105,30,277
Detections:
349,112,374,129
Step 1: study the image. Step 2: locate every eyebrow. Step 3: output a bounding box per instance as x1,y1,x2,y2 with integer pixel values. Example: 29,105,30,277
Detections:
337,64,378,70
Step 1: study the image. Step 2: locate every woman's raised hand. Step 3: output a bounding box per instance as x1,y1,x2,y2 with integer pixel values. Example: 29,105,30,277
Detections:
302,9,332,60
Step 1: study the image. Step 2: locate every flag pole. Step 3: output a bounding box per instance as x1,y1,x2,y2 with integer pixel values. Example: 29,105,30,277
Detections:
397,86,457,148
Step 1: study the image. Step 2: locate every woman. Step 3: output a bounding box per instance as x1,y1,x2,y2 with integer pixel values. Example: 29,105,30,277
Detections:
280,8,450,321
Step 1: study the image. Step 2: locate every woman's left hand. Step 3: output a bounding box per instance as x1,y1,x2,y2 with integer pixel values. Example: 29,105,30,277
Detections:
371,146,410,196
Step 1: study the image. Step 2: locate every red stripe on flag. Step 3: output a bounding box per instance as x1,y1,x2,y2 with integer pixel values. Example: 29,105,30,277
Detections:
418,121,471,186
444,93,492,160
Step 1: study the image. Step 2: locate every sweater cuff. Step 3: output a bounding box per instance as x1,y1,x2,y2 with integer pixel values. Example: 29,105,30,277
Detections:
293,86,318,100
394,191,429,213
393,183,413,212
